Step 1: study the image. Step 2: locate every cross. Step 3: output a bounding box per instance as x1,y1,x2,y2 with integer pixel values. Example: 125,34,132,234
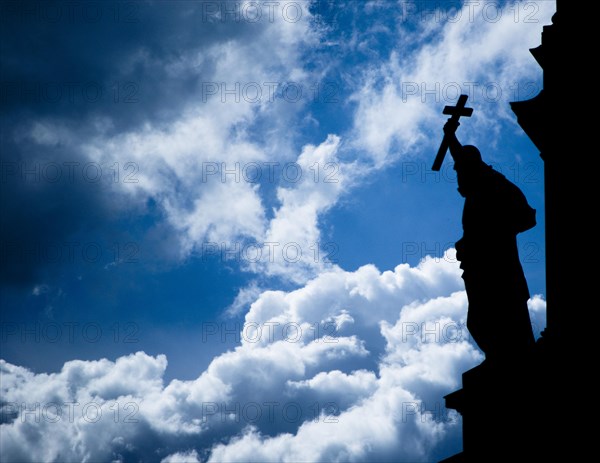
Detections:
431,94,473,171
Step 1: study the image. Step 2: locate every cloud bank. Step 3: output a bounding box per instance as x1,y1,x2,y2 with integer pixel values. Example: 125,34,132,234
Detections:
0,249,547,461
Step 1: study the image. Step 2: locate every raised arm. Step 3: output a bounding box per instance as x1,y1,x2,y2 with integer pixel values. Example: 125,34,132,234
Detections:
443,119,464,163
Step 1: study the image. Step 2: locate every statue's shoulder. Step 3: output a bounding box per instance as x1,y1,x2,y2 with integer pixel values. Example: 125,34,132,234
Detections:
486,165,506,181
487,167,521,193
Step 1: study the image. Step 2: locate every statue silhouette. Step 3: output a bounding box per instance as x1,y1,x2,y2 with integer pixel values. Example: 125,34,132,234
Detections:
443,119,536,362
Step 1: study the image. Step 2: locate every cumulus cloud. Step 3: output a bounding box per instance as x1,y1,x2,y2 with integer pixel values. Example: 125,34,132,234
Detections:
0,250,507,462
1,248,547,462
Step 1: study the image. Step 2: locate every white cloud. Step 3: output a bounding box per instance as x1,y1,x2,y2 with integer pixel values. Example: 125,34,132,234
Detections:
226,281,263,317
251,134,347,282
13,1,551,287
161,450,201,463
1,244,546,461
16,1,327,283
350,1,555,164
528,294,547,339
1,251,487,462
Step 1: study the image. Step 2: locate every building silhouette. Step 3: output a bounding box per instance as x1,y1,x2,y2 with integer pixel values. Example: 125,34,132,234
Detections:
440,1,586,461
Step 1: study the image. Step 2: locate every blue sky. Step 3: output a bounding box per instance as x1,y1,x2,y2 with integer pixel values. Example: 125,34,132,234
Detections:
0,1,553,461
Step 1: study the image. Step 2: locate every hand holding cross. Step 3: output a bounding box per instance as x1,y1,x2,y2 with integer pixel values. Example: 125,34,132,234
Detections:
431,94,473,171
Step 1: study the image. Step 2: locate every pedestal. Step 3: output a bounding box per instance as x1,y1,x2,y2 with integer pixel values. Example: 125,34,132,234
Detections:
440,341,566,462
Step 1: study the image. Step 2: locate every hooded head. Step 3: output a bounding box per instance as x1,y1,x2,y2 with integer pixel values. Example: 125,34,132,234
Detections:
455,145,483,166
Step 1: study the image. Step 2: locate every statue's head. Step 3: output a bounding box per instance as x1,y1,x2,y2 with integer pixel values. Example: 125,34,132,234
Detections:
456,145,483,166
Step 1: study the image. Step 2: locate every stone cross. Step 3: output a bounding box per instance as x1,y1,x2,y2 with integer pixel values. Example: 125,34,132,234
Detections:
431,94,473,171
